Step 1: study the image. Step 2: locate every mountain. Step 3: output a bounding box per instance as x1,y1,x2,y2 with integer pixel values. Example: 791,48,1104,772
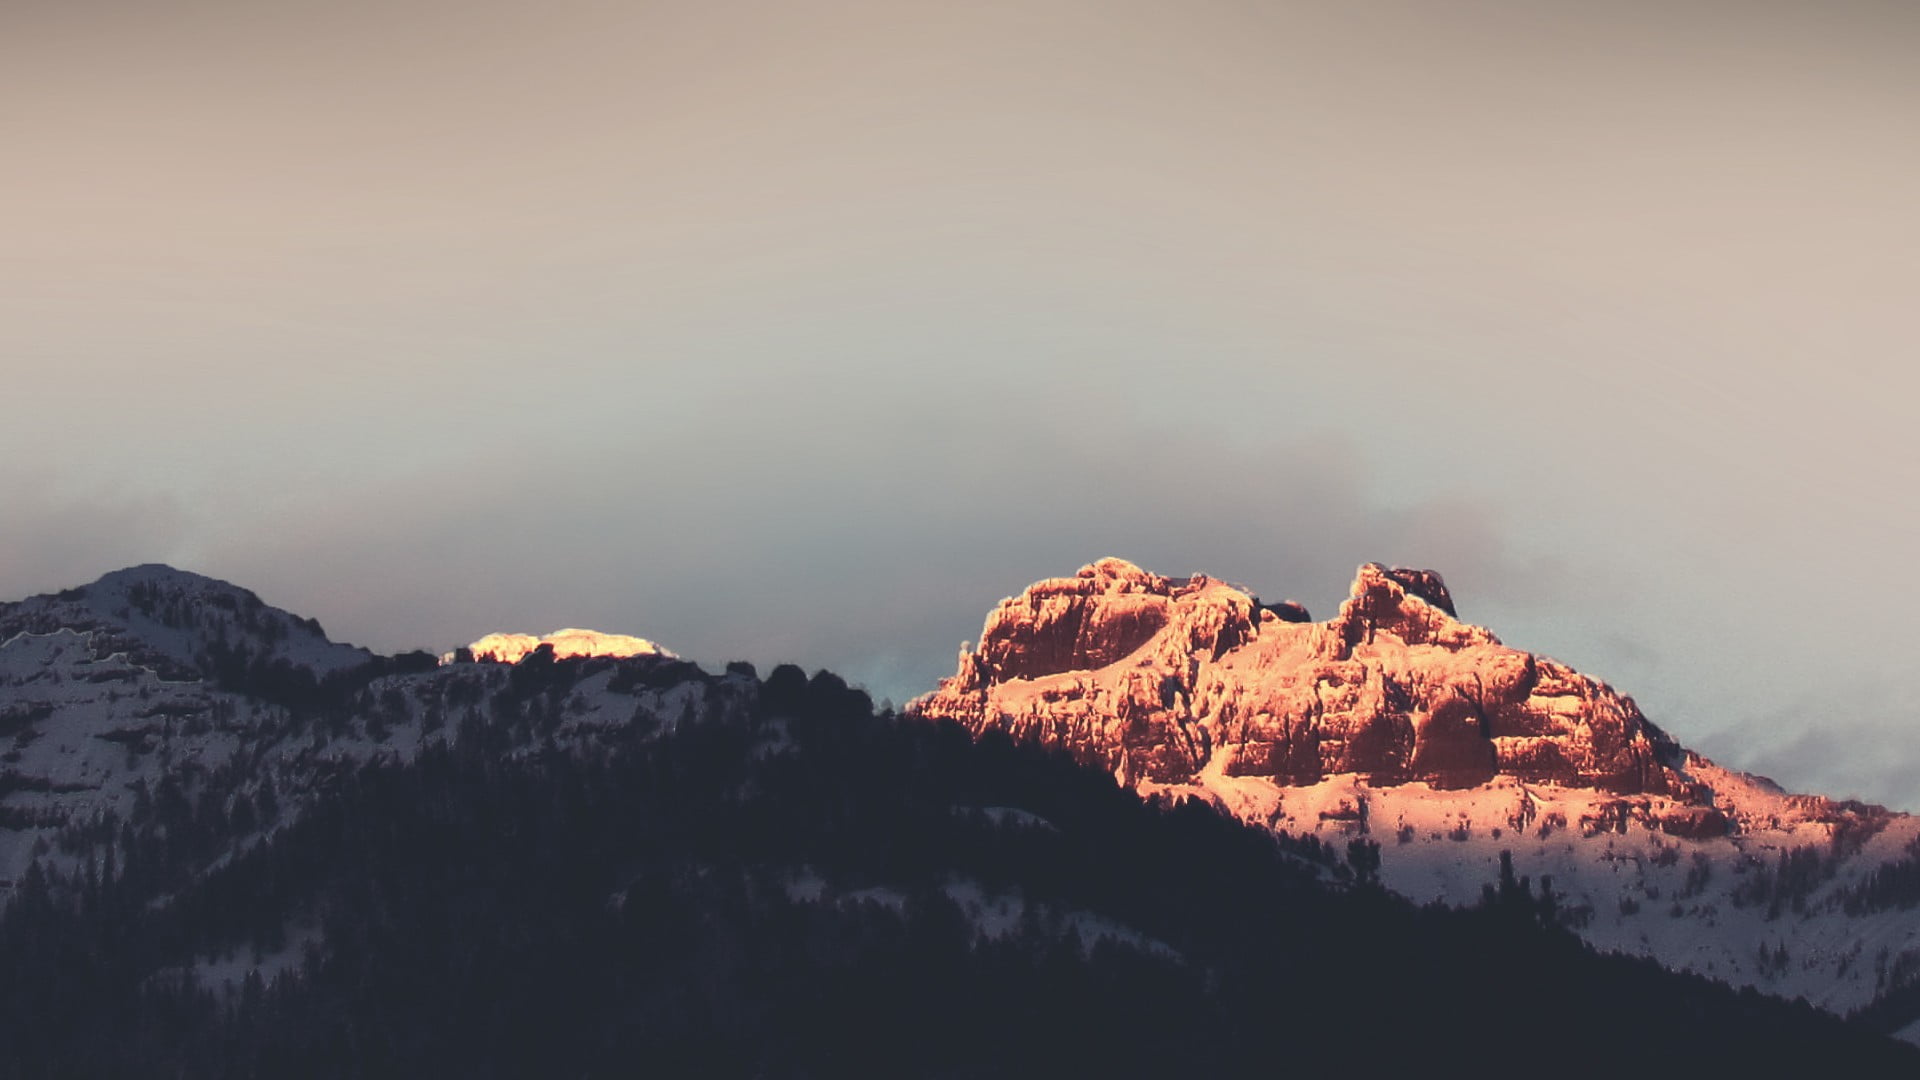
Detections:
911,557,1920,1037
0,564,748,893
2,564,1918,1074
0,564,371,682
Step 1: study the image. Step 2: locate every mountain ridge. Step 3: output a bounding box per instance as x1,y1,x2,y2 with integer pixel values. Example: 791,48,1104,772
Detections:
7,560,1920,1055
4,619,1908,1074
910,557,1920,1024
913,556,1884,827
0,562,374,685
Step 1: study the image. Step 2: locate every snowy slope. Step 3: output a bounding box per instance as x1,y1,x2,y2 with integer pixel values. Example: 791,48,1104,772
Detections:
0,568,752,922
1145,756,1920,1015
0,565,372,681
451,628,673,664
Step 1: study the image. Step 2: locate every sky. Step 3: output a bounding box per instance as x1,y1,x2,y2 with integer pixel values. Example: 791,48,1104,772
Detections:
4,0,1918,806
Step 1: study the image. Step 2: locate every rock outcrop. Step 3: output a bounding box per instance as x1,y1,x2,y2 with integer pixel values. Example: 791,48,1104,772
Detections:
913,558,1685,795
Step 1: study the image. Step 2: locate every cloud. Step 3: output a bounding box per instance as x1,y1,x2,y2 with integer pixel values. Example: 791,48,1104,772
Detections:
166,412,1544,709
1695,683,1920,813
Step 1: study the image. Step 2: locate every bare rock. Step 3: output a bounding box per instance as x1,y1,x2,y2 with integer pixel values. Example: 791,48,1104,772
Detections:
912,558,1678,794
1660,806,1732,839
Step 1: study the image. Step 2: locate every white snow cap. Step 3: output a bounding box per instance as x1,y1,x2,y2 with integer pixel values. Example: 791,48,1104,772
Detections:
453,629,673,665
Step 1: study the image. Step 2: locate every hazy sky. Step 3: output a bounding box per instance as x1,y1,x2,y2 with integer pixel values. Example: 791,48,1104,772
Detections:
5,1,1918,806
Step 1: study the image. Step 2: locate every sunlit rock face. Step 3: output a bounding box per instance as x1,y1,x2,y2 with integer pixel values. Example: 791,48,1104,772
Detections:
912,558,1681,794
457,629,672,664
913,558,1920,1024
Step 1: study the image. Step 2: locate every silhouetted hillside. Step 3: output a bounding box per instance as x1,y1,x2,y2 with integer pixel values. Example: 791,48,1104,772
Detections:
1,661,1913,1077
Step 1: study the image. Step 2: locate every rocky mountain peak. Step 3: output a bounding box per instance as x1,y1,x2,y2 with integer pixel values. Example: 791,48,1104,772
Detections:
0,564,371,682
1328,563,1492,655
1076,556,1164,588
951,558,1258,691
914,559,1682,798
1371,565,1458,616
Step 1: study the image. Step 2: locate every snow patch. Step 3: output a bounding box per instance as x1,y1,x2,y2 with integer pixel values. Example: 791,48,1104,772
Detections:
450,629,672,665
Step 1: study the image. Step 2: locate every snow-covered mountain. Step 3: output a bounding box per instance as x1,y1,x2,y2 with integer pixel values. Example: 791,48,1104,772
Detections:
9,560,1920,1050
0,565,750,896
0,564,372,684
8,564,1911,1075
910,558,1920,1034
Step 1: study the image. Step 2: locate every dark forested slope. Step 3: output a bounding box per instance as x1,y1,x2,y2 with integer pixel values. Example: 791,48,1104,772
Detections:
1,660,1913,1077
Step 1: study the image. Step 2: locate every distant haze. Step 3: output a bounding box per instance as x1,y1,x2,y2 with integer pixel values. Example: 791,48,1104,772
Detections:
4,1,1917,806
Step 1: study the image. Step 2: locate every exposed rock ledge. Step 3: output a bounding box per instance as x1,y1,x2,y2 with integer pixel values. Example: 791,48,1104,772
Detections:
911,558,1687,796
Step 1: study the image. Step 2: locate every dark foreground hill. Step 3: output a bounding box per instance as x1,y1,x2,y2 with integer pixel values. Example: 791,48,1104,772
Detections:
1,649,1914,1078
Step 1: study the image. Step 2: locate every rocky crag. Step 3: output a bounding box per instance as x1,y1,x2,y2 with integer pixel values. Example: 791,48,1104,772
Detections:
916,558,1709,813
913,559,1920,1026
